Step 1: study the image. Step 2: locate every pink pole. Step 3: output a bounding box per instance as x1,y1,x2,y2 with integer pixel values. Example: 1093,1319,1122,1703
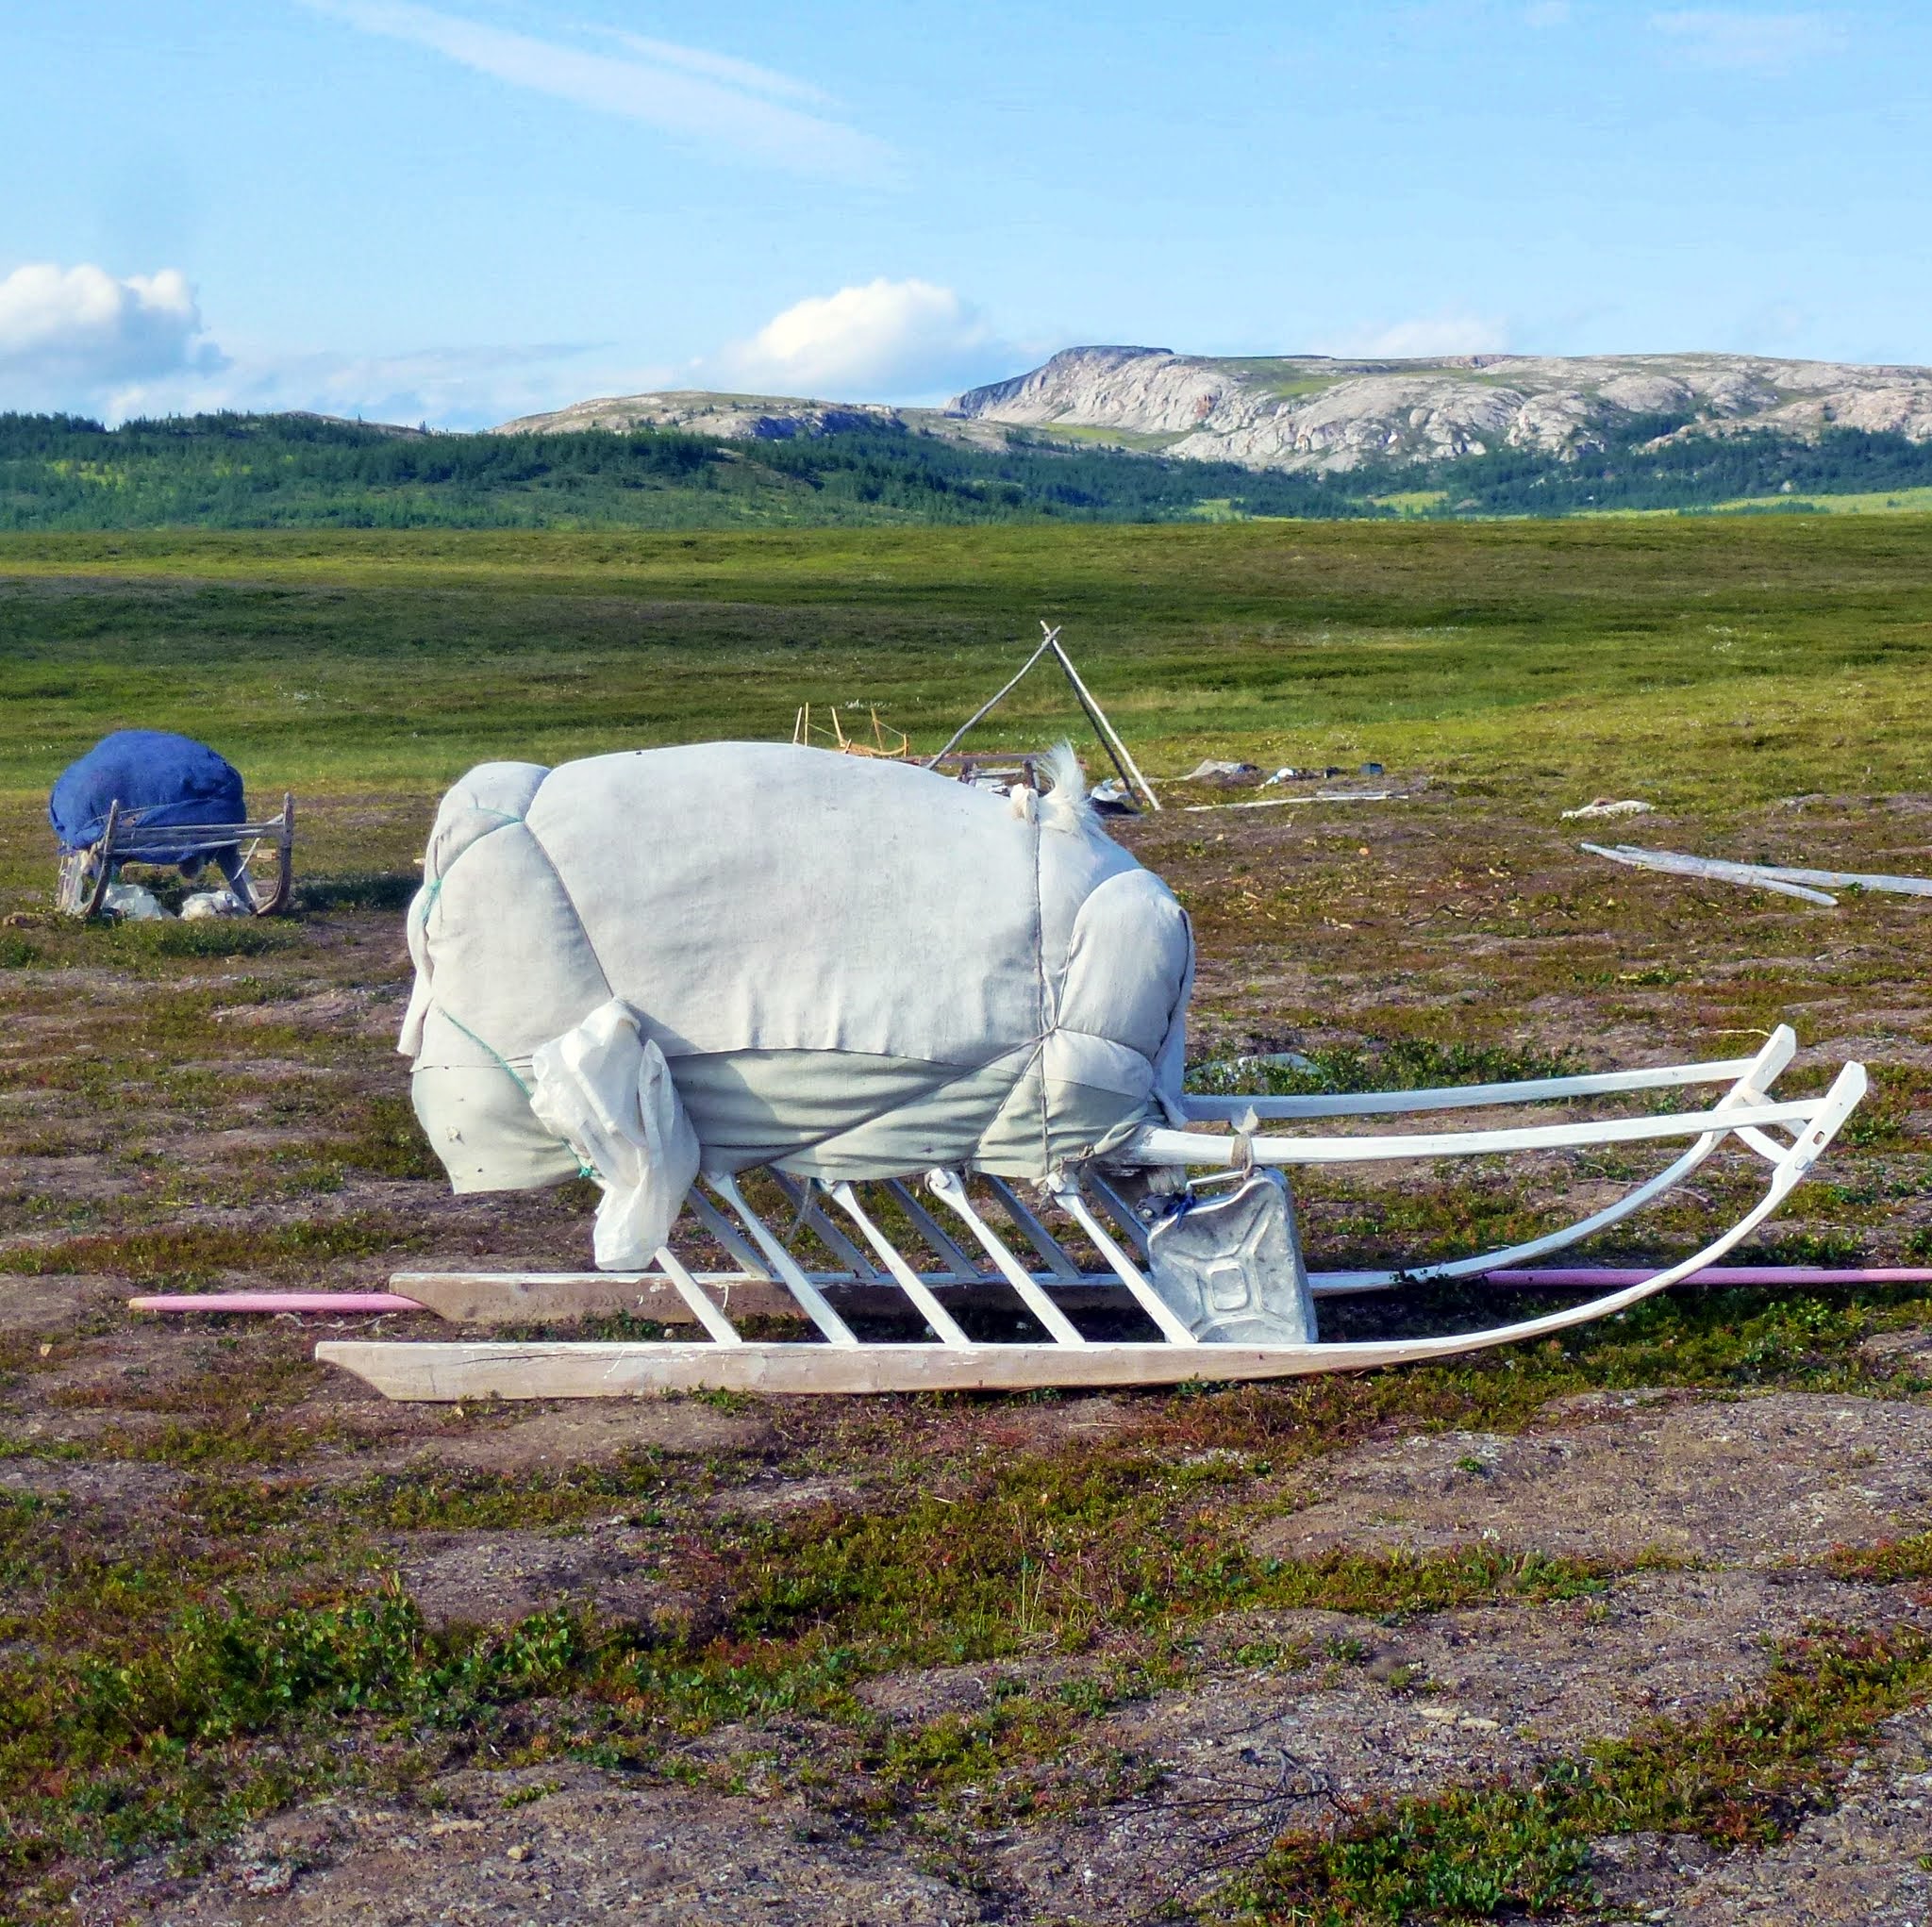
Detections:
1485,1267,1932,1289
128,1292,425,1315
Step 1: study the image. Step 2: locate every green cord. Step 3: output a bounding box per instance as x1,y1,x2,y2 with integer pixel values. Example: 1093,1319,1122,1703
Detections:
437,1008,533,1097
434,1009,603,1184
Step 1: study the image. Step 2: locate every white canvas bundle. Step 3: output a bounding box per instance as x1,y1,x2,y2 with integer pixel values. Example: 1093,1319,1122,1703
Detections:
400,741,1193,1208
528,1001,700,1269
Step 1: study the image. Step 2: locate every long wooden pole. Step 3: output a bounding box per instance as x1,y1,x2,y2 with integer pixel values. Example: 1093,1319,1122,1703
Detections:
922,629,1058,767
1046,636,1162,811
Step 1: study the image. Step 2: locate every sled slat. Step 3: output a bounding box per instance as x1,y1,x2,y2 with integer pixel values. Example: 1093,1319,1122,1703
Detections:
705,1171,858,1347
652,1245,744,1345
827,1182,971,1346
1052,1181,1196,1344
985,1176,1084,1280
771,1171,879,1281
883,1178,981,1281
926,1170,1087,1345
683,1189,775,1281
1132,1094,1824,1169
1179,1053,1769,1121
1083,1171,1154,1259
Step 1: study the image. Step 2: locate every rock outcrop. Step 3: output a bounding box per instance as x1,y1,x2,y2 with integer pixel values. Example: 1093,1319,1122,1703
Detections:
948,347,1932,472
491,390,909,440
494,348,1932,476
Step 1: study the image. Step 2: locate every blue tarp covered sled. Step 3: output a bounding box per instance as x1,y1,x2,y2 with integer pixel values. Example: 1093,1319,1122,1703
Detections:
50,730,295,918
50,731,247,866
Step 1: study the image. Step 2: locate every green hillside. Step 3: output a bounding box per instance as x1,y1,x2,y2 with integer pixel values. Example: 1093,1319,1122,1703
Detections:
0,411,1377,531
5,407,1932,530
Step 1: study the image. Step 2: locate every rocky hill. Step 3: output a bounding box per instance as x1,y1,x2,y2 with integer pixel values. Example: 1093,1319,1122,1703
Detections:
492,389,1009,450
947,347,1932,472
493,389,902,440
495,350,1932,479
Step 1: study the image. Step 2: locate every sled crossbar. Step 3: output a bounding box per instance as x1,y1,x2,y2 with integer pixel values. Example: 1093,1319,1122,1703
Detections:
318,1039,1866,1399
57,792,295,918
1179,1050,1772,1121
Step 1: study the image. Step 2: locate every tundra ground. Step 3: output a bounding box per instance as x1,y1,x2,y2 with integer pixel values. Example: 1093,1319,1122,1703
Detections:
4,521,1932,1924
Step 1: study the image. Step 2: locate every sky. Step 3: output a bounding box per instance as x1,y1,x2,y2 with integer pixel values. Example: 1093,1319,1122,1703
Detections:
2,0,1928,427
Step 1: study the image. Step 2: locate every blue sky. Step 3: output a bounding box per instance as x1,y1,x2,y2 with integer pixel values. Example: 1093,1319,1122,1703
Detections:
2,1,1927,426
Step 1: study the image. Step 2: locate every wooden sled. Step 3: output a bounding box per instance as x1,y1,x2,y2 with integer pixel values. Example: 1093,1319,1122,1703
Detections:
58,792,295,919
319,1028,1866,1399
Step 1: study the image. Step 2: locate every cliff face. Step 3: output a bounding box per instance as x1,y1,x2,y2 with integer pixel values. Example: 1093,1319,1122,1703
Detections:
947,347,1932,471
494,348,1932,476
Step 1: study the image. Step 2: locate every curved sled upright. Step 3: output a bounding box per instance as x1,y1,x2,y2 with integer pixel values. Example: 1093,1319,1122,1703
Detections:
319,741,1865,1400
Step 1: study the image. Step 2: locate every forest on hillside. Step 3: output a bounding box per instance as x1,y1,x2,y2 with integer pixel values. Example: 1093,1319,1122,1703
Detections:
0,411,1380,530
2,407,1930,530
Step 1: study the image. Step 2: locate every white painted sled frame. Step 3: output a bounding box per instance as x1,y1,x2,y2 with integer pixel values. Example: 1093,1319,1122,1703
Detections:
319,1028,1867,1399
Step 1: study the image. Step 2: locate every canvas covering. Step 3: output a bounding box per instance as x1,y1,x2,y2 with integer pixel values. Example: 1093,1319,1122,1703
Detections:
49,729,246,867
400,742,1193,1200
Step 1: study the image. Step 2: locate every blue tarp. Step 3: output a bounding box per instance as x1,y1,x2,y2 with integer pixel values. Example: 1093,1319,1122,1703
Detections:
49,730,246,866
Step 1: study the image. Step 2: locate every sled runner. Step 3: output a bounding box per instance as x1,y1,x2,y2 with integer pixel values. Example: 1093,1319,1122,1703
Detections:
317,740,1864,1400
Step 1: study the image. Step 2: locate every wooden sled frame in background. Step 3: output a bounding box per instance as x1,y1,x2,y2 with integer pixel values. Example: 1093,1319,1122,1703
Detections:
57,792,296,919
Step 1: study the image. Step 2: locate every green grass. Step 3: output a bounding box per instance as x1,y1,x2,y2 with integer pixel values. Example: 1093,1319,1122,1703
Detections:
4,517,1932,836
1711,484,1932,515
1021,422,1194,453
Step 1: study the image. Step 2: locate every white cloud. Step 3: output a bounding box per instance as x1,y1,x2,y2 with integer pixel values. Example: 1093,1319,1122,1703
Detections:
1649,9,1844,73
302,0,888,179
1333,312,1512,358
716,279,1003,399
605,31,829,107
0,263,222,408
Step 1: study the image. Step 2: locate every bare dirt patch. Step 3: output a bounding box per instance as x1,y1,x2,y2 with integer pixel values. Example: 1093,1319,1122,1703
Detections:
1253,1392,1932,1568
75,1769,985,1926
389,1523,697,1632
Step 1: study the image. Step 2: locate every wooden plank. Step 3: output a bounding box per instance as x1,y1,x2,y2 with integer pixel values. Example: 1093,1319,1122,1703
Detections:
317,1337,1362,1398
319,1203,1833,1398
1581,843,1837,905
392,1269,1131,1325
309,1238,1714,1400
393,1271,795,1323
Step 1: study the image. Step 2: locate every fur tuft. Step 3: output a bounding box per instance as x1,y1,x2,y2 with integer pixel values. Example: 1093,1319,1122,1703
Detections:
1038,741,1097,836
